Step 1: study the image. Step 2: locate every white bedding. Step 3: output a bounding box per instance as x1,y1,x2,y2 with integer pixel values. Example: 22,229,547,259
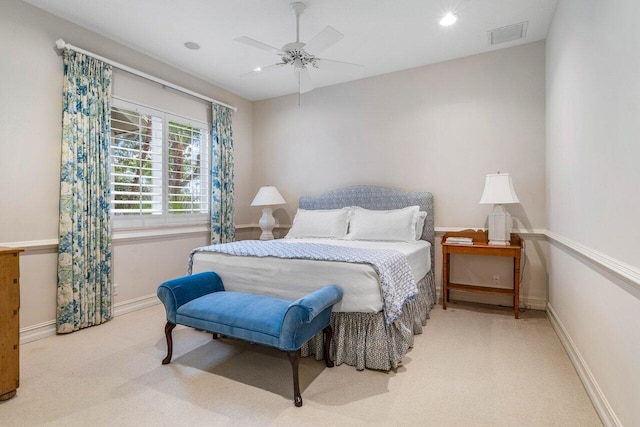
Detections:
190,238,431,313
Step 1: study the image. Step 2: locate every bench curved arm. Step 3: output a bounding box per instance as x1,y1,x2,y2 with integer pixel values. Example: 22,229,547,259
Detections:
157,272,224,323
286,285,344,322
279,285,343,350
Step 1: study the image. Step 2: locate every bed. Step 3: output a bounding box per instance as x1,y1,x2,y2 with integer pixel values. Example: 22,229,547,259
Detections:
190,185,435,370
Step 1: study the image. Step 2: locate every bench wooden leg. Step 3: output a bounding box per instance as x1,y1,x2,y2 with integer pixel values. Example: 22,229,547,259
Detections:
323,325,334,368
162,322,176,365
286,350,303,407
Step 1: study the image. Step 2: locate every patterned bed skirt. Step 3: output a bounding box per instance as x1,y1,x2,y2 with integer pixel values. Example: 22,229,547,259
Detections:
300,271,436,371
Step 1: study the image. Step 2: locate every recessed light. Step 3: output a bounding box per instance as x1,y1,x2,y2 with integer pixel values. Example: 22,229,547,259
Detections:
439,12,458,26
184,42,200,50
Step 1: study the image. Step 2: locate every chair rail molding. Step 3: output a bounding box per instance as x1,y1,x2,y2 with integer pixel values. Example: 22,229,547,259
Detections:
435,227,546,238
6,228,637,289
545,230,640,291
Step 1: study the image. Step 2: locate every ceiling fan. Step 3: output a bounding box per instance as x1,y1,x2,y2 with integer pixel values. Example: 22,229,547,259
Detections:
235,1,364,94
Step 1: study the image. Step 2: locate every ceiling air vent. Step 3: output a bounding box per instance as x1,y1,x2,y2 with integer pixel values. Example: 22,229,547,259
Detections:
488,21,528,45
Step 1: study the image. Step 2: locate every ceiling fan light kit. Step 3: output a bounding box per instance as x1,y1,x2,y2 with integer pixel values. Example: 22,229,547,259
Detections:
236,1,364,96
439,12,458,27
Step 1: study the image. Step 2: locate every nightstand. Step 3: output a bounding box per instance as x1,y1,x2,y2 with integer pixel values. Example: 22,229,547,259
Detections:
441,230,522,318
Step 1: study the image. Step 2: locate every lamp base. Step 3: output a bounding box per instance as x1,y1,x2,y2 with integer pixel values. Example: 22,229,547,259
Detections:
258,207,276,241
487,204,513,246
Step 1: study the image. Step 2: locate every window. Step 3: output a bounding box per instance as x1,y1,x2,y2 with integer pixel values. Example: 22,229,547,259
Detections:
110,99,210,228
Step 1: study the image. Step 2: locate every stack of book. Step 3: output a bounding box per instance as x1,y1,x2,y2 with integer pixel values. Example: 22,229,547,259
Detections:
445,236,473,245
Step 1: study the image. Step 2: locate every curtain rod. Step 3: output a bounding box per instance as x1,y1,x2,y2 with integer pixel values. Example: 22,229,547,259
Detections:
55,39,238,112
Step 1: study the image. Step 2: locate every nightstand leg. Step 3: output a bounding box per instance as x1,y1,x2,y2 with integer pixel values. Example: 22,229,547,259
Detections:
442,252,449,309
514,255,521,319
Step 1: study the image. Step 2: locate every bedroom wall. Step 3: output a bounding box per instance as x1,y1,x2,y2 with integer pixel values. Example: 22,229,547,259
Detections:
0,0,254,340
253,42,549,309
545,0,640,425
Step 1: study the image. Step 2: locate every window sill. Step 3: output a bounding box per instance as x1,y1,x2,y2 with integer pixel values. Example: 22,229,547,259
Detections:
112,224,209,243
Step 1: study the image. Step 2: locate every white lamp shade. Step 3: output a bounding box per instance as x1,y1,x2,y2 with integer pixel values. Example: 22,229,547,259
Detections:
251,186,286,207
479,173,520,204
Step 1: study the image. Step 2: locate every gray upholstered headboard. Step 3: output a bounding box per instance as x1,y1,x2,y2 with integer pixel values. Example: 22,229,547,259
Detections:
299,185,435,268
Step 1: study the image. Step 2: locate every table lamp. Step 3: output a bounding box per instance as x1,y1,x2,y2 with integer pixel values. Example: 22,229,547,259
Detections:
251,186,286,240
479,172,520,246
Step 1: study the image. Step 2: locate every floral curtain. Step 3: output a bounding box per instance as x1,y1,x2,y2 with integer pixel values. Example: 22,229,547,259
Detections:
57,50,113,333
211,103,235,243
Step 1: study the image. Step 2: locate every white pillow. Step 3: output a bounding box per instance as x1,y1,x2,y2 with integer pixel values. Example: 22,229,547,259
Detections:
344,206,420,242
285,208,351,239
415,211,427,240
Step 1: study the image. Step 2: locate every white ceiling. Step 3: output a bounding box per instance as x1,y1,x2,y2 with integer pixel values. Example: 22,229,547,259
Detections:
24,0,558,101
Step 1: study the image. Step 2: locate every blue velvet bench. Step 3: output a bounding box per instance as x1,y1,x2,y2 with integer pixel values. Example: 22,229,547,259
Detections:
157,272,343,407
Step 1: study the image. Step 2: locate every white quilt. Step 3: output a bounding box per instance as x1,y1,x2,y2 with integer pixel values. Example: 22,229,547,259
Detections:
190,238,431,313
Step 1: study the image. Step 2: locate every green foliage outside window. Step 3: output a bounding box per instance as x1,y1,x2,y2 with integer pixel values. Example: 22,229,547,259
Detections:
110,106,208,218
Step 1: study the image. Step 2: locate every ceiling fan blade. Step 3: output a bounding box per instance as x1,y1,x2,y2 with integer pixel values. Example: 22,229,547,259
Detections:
235,36,285,56
304,26,344,55
296,68,314,93
240,63,286,78
315,58,365,77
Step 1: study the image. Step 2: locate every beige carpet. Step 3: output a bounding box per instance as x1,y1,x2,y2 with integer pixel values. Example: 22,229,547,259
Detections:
0,303,601,426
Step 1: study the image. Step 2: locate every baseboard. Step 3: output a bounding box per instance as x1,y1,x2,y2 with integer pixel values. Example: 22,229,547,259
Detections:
113,293,160,317
435,289,546,311
20,294,160,344
20,320,57,344
546,303,621,427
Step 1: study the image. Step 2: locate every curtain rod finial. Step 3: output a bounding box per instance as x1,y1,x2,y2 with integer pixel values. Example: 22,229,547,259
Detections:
55,39,67,50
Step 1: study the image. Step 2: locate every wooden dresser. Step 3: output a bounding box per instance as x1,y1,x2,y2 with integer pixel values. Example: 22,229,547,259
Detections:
0,247,23,401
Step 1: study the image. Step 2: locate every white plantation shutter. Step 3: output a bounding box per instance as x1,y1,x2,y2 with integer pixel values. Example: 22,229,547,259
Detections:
166,116,209,216
110,99,210,227
110,105,163,216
